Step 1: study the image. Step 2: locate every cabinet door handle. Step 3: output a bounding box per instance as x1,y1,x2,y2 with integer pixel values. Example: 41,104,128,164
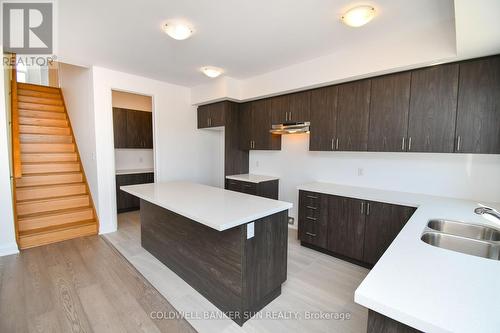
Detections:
306,206,317,210
456,135,461,152
289,111,292,121
305,232,317,237
360,202,364,215
306,216,317,221
285,112,288,122
335,138,339,150
401,137,406,151
331,138,334,151
306,195,318,199
408,137,412,151
366,203,370,216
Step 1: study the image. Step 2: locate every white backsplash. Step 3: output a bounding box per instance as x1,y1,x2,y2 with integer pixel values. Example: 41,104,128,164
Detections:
115,149,154,171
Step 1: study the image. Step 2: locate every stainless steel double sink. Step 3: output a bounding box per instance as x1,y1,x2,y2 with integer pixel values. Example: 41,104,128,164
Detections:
421,219,500,260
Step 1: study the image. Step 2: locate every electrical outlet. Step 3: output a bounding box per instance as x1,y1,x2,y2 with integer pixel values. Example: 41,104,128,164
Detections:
139,157,143,163
357,168,364,176
255,160,260,168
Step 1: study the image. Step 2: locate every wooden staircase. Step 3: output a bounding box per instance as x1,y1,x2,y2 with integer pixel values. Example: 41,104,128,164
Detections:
13,82,98,249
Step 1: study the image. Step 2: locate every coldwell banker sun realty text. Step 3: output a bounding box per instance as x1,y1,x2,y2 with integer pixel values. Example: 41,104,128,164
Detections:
2,1,55,66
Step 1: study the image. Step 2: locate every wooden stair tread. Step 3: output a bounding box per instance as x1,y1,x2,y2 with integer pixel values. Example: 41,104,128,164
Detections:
17,82,60,93
18,95,63,106
21,143,75,153
19,117,68,127
17,102,65,112
18,205,94,221
19,109,67,119
17,192,88,204
21,152,78,162
16,171,83,187
20,133,73,143
17,194,90,216
18,89,60,99
15,182,87,201
19,124,71,135
19,219,96,236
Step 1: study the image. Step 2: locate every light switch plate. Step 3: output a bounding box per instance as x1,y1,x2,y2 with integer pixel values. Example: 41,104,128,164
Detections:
247,222,254,239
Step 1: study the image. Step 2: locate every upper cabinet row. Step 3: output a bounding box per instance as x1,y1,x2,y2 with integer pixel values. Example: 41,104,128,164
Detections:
197,56,500,154
113,108,153,149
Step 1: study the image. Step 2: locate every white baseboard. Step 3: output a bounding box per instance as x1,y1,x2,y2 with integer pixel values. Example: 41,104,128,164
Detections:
0,242,19,257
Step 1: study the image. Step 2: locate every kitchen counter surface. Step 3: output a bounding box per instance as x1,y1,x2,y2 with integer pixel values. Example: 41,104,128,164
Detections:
226,173,279,183
121,181,292,231
297,182,500,333
116,168,154,175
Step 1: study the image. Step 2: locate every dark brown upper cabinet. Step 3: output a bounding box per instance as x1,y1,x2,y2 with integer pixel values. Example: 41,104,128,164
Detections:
368,73,411,152
336,80,371,151
456,56,500,154
197,102,226,128
407,64,459,153
270,91,310,124
362,202,415,265
327,195,366,261
113,108,153,149
309,86,338,151
113,108,127,148
239,99,281,150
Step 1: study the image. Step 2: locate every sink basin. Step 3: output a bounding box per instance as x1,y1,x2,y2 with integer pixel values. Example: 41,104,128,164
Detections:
421,232,500,260
427,219,500,241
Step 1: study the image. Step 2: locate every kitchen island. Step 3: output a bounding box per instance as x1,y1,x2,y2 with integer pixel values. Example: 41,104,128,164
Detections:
120,181,292,325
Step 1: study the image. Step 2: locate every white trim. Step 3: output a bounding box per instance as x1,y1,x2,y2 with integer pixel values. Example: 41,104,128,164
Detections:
0,242,19,257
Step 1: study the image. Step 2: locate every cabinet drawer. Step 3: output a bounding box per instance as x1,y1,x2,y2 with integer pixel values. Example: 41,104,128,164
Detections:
240,181,257,195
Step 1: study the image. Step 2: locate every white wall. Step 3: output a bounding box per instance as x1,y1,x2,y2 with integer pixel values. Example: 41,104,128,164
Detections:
114,149,154,171
0,49,18,256
59,63,100,211
91,66,222,234
250,135,500,227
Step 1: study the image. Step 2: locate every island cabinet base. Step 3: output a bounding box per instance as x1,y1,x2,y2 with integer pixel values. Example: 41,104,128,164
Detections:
139,200,288,326
367,310,422,333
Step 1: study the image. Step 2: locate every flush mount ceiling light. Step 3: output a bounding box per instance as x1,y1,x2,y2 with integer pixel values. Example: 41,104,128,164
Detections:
163,22,193,40
201,66,223,78
341,5,376,27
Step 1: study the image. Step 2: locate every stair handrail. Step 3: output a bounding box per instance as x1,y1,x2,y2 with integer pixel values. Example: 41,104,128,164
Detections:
10,54,22,179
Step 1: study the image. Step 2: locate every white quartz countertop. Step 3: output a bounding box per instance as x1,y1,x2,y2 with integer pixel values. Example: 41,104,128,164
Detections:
116,168,154,175
297,182,500,333
121,181,292,231
225,174,279,183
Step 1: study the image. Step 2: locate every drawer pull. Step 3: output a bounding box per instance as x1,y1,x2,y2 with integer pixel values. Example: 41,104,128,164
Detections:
306,195,318,199
306,206,317,210
306,216,317,221
305,232,317,237
243,184,253,188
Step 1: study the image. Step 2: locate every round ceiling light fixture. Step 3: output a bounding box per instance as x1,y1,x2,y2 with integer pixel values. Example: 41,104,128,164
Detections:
201,66,223,78
163,22,193,40
341,5,376,27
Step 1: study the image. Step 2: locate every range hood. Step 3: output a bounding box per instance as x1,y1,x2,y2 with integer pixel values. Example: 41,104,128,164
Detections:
270,122,310,135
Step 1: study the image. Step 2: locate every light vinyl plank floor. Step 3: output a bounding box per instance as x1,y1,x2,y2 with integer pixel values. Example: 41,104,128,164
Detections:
105,211,369,333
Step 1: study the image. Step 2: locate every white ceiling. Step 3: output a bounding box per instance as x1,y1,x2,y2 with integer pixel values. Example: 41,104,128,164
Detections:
57,0,455,87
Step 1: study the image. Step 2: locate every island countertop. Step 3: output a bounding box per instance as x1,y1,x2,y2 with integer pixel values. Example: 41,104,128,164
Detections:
120,181,292,231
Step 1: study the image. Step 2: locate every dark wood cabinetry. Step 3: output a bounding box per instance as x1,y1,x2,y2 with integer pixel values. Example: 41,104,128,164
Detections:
225,178,279,200
363,202,416,265
298,191,328,248
456,57,500,154
407,64,459,153
197,102,226,128
197,102,249,177
309,86,338,151
368,73,411,152
327,195,366,261
113,108,153,149
199,55,500,155
270,91,310,124
239,99,281,150
336,80,371,151
298,190,415,266
116,172,154,213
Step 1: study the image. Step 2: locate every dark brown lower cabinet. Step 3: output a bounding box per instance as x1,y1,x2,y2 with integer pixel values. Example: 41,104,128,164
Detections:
298,191,328,248
327,195,366,261
225,178,279,200
363,202,416,265
298,190,415,266
116,172,154,213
